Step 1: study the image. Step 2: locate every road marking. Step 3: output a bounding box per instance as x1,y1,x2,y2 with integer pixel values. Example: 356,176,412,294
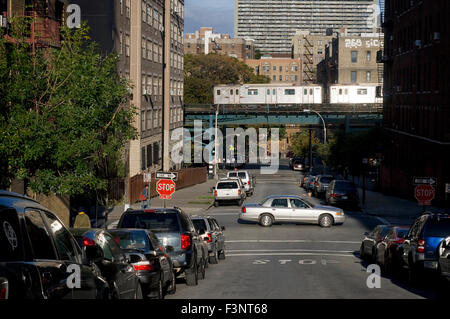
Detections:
227,249,355,253
226,252,357,257
226,239,361,244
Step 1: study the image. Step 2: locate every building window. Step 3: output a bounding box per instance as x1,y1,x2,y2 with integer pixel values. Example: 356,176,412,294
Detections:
217,90,221,95
273,66,276,71
351,71,357,83
318,40,323,46
279,75,282,81
147,4,152,26
141,111,146,133
142,38,146,59
285,75,289,81
146,144,153,167
366,51,371,62
119,31,123,54
147,40,152,60
125,34,130,57
279,66,282,72
141,146,146,170
273,75,276,81
142,1,146,22
125,0,130,19
120,0,123,15
285,66,289,72
142,74,146,95
351,51,358,63
366,71,371,82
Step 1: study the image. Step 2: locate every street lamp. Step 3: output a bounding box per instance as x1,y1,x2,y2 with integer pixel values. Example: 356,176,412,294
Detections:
303,109,327,144
213,104,219,179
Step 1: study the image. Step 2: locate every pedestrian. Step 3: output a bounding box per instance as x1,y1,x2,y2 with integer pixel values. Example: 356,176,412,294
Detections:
73,207,91,229
140,185,150,209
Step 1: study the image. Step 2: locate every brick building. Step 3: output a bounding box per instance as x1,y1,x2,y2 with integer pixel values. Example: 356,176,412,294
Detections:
381,0,450,203
246,57,302,84
185,27,254,61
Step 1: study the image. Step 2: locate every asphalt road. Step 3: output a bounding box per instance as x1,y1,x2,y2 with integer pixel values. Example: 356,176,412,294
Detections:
167,163,441,299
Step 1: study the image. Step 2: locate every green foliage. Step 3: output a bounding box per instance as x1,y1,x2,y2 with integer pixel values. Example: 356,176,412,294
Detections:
0,19,137,203
255,49,262,60
290,129,334,164
184,53,270,104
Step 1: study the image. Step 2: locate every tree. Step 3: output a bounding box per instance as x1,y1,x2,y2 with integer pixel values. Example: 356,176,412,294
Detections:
184,53,270,104
255,49,262,60
0,19,136,206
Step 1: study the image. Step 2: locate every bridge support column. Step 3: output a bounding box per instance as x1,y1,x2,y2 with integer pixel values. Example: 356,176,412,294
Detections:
345,114,351,132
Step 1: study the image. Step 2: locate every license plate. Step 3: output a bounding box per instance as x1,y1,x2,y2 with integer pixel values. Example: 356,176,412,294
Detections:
342,196,348,199
424,261,438,269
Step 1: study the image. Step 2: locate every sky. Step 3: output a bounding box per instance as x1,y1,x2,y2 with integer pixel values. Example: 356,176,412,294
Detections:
185,0,235,36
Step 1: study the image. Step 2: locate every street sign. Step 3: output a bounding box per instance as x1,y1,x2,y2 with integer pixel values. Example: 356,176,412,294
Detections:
143,173,152,183
414,184,435,206
413,177,437,186
156,179,176,200
156,171,178,181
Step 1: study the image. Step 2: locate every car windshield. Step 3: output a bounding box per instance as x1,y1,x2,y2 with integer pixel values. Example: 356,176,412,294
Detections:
217,182,238,189
110,231,152,251
120,213,180,233
192,219,207,232
320,176,334,183
335,181,357,191
424,218,450,237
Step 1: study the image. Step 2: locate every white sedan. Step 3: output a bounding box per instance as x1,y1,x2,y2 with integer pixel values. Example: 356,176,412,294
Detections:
239,195,345,227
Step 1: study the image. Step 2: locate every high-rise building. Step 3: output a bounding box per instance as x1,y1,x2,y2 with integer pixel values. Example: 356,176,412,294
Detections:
380,0,449,203
71,0,184,179
235,0,380,54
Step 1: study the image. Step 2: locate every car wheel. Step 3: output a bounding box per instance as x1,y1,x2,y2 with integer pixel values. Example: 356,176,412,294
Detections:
214,200,219,207
199,258,206,280
218,249,226,260
259,214,274,227
185,260,198,286
209,248,219,264
166,271,177,295
319,214,333,228
360,243,366,261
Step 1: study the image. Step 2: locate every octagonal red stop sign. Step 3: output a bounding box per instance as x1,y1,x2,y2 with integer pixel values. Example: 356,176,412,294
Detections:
414,184,435,203
156,179,176,199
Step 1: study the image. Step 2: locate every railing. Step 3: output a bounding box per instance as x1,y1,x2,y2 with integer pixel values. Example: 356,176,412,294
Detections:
128,166,207,204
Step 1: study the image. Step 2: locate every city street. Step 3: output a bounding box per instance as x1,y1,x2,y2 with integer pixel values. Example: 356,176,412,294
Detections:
167,162,439,299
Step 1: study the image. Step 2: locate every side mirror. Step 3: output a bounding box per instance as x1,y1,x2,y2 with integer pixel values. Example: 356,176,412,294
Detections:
221,226,226,231
84,245,104,264
165,245,174,253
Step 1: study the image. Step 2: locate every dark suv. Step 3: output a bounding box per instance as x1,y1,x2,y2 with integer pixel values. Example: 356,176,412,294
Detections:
0,191,108,299
117,207,206,286
401,213,450,281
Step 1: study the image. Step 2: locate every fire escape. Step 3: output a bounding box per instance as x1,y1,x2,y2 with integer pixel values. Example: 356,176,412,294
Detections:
302,36,314,84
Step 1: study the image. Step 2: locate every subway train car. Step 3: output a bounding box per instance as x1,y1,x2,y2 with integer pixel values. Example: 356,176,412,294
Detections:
328,84,382,104
214,84,323,105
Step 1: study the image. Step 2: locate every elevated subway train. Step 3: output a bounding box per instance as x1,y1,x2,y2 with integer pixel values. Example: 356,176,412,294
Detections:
213,84,382,105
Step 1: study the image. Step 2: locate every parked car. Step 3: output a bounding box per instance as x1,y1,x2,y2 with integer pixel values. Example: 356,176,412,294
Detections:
0,191,109,299
292,160,305,172
240,195,345,227
360,225,392,263
117,207,207,286
313,175,335,198
400,213,450,282
213,178,246,207
191,216,226,264
375,226,410,274
70,228,141,299
304,175,317,192
227,170,254,196
325,180,360,209
438,236,450,281
107,229,177,298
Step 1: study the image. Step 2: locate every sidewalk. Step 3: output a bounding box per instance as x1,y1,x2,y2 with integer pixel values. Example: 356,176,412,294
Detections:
105,179,217,227
358,188,443,220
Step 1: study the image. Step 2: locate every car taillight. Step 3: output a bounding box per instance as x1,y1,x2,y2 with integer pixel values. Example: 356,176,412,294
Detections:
133,262,153,271
330,193,341,198
214,190,218,196
248,181,250,185
207,233,213,243
0,279,8,300
181,234,191,250
417,239,426,253
144,209,156,213
83,237,96,247
242,207,246,213
238,189,241,195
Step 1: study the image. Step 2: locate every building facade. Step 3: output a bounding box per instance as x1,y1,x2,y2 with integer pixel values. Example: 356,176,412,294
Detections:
246,57,302,84
291,30,335,83
71,0,184,179
381,0,450,203
235,0,379,54
185,27,254,60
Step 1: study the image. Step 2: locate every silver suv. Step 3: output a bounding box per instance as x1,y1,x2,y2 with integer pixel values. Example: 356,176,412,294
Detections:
213,178,246,207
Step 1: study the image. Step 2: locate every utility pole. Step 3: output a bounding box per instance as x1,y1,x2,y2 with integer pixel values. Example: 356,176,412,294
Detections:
309,127,313,173
162,0,171,171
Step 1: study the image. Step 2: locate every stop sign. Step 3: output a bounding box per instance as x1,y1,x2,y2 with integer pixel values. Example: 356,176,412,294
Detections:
156,179,176,199
414,184,435,205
